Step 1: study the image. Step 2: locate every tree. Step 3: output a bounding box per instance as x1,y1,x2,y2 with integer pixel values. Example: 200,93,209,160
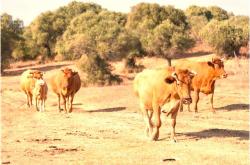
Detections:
185,5,212,20
208,6,229,21
126,3,193,65
148,20,195,65
57,10,142,61
1,13,24,72
227,16,249,46
187,15,209,40
23,1,102,59
200,20,245,56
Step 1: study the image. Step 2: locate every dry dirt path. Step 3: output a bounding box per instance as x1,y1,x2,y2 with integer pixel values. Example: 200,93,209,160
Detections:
1,57,249,165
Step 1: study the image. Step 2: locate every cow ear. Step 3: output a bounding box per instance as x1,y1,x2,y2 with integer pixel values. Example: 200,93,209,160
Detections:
165,76,176,84
27,73,33,78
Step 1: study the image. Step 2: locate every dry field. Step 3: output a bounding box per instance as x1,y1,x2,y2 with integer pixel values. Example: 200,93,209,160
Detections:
1,54,249,165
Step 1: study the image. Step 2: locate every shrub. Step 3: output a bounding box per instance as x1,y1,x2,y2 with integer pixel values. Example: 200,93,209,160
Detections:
77,54,122,86
200,20,245,56
124,53,144,73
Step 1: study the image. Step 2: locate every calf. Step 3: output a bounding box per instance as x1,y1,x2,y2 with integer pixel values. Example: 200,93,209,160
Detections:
33,79,48,112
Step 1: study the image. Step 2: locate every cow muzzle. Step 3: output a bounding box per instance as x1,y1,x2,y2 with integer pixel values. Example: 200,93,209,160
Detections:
182,98,192,104
221,73,228,78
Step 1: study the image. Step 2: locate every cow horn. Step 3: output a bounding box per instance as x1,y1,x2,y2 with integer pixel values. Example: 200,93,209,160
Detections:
171,72,180,83
190,70,197,75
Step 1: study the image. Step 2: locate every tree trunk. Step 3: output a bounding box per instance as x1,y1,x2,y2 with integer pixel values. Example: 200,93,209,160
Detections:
166,57,172,66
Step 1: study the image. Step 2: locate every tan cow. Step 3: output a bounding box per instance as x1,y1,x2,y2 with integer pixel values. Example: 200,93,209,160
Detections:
20,70,44,107
33,79,48,112
175,57,227,113
50,68,81,113
133,67,195,141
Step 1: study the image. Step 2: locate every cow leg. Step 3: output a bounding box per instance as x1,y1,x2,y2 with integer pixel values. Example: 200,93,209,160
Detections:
26,93,30,107
62,96,67,113
35,97,39,111
69,94,74,113
151,104,161,141
57,94,61,112
41,99,45,112
210,89,216,113
179,99,183,112
187,103,191,112
43,99,46,111
171,109,178,143
29,92,33,106
194,90,200,113
140,103,152,137
39,99,42,112
27,92,33,108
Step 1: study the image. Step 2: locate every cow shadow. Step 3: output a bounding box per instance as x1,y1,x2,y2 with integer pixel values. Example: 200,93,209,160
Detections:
183,128,249,141
74,107,126,113
216,104,249,111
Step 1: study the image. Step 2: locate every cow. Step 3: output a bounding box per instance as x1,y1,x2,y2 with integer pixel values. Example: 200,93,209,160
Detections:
33,79,48,112
175,57,227,113
20,70,44,108
50,68,81,113
133,67,196,141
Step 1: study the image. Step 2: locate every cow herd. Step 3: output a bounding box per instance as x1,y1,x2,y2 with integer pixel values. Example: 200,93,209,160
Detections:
20,57,227,142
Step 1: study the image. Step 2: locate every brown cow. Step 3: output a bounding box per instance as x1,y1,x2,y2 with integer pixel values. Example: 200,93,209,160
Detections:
50,68,81,113
133,67,196,141
20,70,44,107
175,57,227,113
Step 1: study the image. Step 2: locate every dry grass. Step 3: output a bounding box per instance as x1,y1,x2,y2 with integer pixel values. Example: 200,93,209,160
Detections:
1,54,249,165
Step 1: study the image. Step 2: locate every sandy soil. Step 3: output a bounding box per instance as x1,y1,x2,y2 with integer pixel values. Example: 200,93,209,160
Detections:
1,55,249,165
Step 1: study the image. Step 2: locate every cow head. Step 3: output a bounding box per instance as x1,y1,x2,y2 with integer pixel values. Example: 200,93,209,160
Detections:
61,68,77,95
165,69,196,104
34,79,46,95
209,57,227,79
28,70,44,79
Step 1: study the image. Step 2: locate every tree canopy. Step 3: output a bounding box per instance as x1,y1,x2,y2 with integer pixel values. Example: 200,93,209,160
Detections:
1,1,249,74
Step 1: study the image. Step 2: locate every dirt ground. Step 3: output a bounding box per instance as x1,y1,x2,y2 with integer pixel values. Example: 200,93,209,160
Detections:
1,55,249,165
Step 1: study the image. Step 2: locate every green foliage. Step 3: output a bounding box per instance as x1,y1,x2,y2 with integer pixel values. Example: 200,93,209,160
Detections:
187,15,209,40
1,13,24,72
77,54,122,86
227,16,250,46
124,54,144,73
200,20,245,56
185,5,212,20
126,3,192,59
24,1,102,59
147,20,195,58
57,10,142,60
208,6,229,21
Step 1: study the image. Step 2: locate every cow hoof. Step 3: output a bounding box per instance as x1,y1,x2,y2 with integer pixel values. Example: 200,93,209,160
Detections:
171,139,177,143
150,134,159,141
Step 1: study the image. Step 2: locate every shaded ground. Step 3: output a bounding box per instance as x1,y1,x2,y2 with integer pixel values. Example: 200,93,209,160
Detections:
1,55,249,165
